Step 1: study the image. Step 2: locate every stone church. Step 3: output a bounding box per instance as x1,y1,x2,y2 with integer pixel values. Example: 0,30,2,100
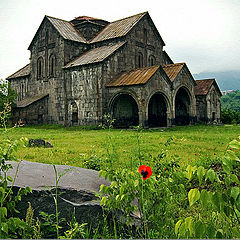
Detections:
7,12,222,127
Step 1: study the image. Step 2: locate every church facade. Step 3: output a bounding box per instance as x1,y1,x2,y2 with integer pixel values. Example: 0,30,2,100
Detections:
7,12,222,127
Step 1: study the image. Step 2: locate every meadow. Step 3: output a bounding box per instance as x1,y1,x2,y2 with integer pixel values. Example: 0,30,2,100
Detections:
1,124,239,170
1,124,240,238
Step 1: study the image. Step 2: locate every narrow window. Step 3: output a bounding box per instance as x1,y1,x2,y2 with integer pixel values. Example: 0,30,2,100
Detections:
136,52,143,68
37,57,44,79
49,54,55,77
148,55,156,66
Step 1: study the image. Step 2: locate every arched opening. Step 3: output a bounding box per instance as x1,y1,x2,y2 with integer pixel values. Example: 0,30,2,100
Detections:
49,54,55,77
112,94,139,128
148,55,156,66
175,87,191,125
71,102,78,125
148,93,168,127
136,52,143,68
37,57,44,79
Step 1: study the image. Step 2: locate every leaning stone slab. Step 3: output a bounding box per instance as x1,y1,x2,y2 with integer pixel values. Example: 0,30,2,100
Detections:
6,160,110,228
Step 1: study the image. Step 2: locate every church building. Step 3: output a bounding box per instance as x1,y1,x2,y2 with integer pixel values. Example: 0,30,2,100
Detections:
7,12,222,127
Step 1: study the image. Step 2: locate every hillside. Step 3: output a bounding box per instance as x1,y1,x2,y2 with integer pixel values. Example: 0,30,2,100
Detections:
221,90,240,112
193,70,240,91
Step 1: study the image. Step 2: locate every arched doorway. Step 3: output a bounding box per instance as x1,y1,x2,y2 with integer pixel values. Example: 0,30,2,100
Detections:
71,102,78,125
175,87,191,125
148,93,168,127
112,94,139,128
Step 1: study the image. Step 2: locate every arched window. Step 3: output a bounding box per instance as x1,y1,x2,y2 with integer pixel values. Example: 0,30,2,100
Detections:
37,57,44,79
49,54,55,77
148,55,156,66
136,52,143,68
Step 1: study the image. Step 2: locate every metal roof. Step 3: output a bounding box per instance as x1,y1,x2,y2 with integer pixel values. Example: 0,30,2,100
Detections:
46,16,87,43
90,12,147,43
106,65,159,87
162,63,185,82
17,94,49,108
6,64,30,80
194,79,220,96
64,42,126,68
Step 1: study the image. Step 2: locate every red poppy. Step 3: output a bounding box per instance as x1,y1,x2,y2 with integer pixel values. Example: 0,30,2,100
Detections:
229,148,232,150
164,168,167,171
195,153,197,156
139,165,152,180
214,153,216,155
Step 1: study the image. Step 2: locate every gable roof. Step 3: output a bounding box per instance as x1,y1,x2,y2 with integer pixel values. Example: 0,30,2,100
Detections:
6,64,30,80
195,79,222,96
162,63,185,82
16,94,49,108
28,16,87,49
63,42,126,68
106,65,159,87
90,12,147,43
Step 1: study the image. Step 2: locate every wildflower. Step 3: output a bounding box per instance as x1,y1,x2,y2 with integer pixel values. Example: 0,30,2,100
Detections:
229,148,232,150
195,153,197,156
164,167,167,171
139,165,152,180
214,153,216,155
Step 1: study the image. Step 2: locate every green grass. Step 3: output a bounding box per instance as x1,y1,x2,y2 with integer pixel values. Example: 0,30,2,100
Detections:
1,124,240,170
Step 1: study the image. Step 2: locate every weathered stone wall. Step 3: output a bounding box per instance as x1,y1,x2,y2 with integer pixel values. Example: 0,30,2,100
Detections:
9,76,29,101
28,19,66,124
195,95,207,122
206,85,221,123
65,64,103,126
13,96,48,125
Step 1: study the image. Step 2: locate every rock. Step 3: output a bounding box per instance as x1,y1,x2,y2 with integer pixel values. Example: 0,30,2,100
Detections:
29,138,46,147
6,160,110,229
46,140,53,148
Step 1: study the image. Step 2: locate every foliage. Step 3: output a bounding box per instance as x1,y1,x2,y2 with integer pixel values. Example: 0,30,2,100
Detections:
221,108,240,124
221,90,240,112
175,137,240,239
0,81,17,126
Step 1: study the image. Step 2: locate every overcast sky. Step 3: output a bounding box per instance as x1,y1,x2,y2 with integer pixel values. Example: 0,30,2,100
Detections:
0,0,239,79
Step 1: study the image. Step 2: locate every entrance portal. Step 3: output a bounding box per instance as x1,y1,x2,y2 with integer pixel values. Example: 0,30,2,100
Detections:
175,87,190,125
148,93,167,127
112,94,139,128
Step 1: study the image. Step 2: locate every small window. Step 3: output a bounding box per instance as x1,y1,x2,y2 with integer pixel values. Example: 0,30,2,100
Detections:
49,54,55,77
136,52,143,68
148,55,156,66
37,57,44,79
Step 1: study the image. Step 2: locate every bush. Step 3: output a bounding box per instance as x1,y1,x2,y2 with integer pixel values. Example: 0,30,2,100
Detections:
221,108,240,124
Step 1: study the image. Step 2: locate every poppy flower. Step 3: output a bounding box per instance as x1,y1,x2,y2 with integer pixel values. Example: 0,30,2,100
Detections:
214,153,216,155
139,165,152,180
164,167,167,171
195,153,197,156
229,148,232,150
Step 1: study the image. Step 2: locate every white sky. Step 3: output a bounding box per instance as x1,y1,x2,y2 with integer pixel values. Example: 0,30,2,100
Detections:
0,0,239,79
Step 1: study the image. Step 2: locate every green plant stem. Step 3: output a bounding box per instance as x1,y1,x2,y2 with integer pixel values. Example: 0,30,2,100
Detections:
3,160,21,203
53,165,59,239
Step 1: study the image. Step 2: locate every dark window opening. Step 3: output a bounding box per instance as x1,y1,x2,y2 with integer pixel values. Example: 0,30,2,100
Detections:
136,52,143,68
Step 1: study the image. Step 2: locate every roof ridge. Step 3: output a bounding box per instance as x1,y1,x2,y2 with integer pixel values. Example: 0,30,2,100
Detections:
110,11,148,23
162,62,185,68
45,15,69,23
7,63,30,80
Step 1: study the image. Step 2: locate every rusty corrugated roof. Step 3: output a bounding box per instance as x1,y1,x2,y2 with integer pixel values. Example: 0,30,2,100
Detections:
194,79,215,95
46,16,87,43
17,94,49,108
90,12,147,43
162,63,185,82
106,65,159,87
7,64,30,80
64,42,126,68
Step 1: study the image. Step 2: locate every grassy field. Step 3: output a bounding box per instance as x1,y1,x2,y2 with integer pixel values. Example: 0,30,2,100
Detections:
1,124,239,170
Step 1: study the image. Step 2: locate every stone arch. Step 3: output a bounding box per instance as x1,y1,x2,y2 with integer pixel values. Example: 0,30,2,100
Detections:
174,86,192,125
37,57,44,79
147,91,170,127
110,92,139,128
148,55,156,66
136,52,143,68
71,101,78,125
49,54,56,77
